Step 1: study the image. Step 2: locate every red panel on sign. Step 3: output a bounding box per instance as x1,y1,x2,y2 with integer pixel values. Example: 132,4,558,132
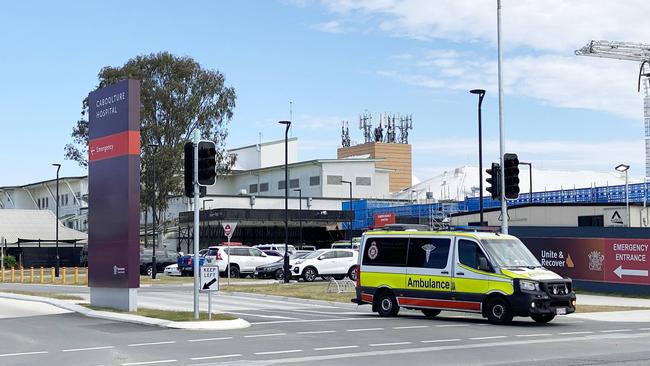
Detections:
604,239,650,285
374,213,395,227
88,131,140,163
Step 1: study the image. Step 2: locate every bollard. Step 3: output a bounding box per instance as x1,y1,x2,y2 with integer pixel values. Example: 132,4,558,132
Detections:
62,267,67,285
74,267,79,285
40,267,44,284
10,267,15,283
19,267,24,283
1,266,4,282
51,267,55,284
30,267,34,283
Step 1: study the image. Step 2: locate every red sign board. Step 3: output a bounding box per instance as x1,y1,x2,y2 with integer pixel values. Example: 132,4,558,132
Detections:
603,239,650,284
374,213,396,227
224,224,232,237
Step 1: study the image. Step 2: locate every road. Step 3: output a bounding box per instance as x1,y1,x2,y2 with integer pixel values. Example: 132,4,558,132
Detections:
1,284,650,365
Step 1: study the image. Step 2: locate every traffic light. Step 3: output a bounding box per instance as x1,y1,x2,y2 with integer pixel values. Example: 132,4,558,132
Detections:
503,153,520,199
184,142,209,198
486,162,501,200
197,140,217,186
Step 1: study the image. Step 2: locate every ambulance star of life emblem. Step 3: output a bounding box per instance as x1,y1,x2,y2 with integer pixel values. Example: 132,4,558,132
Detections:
422,244,436,262
588,250,604,271
368,241,379,260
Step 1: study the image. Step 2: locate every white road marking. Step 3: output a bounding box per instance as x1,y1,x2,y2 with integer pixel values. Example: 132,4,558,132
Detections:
639,327,650,331
244,333,286,338
187,337,233,342
250,317,397,325
297,330,336,335
314,346,360,351
515,333,552,337
393,325,429,330
121,360,177,366
254,349,303,355
421,339,461,344
370,342,412,347
436,324,470,328
346,327,384,332
127,341,176,347
62,346,114,352
225,311,299,320
189,354,242,361
0,351,48,358
600,329,632,333
559,331,593,335
470,336,508,340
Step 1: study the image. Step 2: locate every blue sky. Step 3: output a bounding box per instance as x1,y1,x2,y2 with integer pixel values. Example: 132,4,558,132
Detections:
1,0,649,186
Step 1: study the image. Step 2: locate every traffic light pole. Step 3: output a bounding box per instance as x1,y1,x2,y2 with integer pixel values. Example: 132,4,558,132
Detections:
497,0,508,234
192,130,200,320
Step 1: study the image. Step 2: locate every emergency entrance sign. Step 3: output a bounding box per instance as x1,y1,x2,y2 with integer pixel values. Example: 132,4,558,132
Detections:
604,239,650,284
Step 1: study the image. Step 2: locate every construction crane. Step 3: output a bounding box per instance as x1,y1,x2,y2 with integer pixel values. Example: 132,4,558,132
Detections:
575,40,650,177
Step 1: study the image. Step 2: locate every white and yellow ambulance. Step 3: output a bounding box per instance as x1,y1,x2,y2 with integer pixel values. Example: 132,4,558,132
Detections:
352,225,576,324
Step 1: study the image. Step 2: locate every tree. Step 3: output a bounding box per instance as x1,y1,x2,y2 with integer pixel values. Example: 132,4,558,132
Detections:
65,52,237,224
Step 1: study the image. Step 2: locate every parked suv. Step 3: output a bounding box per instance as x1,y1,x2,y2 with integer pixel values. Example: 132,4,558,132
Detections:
206,246,278,278
254,244,296,255
140,248,179,276
291,249,358,282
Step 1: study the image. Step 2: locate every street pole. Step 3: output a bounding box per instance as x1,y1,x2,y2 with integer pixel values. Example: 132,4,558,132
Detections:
342,180,352,245
497,0,508,234
293,189,302,245
149,144,158,280
470,89,486,225
279,120,291,283
52,163,61,277
192,130,201,319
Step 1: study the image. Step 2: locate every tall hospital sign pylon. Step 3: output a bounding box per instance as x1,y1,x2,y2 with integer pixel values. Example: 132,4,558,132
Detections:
87,80,141,311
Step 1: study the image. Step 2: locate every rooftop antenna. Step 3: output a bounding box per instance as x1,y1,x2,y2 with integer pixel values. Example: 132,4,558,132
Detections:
341,121,351,147
289,100,293,138
359,111,373,143
398,114,413,144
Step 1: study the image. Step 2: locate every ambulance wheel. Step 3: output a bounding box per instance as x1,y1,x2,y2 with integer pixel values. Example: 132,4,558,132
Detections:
422,309,441,318
376,291,400,317
531,314,555,323
486,297,513,325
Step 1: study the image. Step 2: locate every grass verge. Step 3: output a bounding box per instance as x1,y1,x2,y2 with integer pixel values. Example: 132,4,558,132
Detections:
575,304,650,313
1,290,84,301
221,282,353,303
83,305,235,321
140,275,268,285
576,289,650,300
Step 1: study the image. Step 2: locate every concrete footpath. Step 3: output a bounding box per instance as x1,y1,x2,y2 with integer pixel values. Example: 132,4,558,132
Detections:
569,293,650,322
0,292,250,330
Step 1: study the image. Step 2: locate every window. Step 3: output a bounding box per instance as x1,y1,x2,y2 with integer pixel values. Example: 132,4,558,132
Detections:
327,175,342,185
231,248,249,256
289,179,299,188
322,251,337,259
260,183,269,192
578,215,604,227
249,184,258,193
278,180,286,190
249,248,264,257
362,237,408,267
336,250,353,258
310,176,320,186
458,239,491,272
356,177,371,186
407,238,451,269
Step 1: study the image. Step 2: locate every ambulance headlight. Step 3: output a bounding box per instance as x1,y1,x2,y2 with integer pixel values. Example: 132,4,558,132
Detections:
519,280,539,292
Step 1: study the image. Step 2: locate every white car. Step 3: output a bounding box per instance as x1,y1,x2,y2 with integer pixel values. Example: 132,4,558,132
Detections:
291,249,358,282
206,246,278,278
163,263,181,276
254,244,296,255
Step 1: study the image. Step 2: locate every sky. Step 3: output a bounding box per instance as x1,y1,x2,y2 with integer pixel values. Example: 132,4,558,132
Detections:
1,0,650,187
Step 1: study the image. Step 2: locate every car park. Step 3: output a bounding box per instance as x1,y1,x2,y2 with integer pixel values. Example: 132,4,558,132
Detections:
254,251,312,280
254,244,296,255
352,226,576,324
331,240,360,250
163,263,181,276
177,248,208,276
291,249,358,282
207,245,278,278
140,248,179,276
260,249,283,257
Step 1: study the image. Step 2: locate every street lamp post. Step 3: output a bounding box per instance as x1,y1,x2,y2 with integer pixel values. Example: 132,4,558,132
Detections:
520,162,533,203
470,89,486,225
293,189,302,246
278,120,291,283
615,164,631,227
52,164,61,277
148,144,159,279
341,180,353,245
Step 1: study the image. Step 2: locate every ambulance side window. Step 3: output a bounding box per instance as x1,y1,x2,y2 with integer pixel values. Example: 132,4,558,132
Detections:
362,238,408,267
458,239,492,272
407,238,451,269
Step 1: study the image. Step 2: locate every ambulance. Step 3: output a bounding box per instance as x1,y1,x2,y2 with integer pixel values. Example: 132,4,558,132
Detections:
352,225,576,324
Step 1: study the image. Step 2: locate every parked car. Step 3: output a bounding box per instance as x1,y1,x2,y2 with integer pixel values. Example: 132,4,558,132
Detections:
207,246,278,278
177,249,208,276
163,263,181,276
291,249,358,282
140,248,180,276
254,251,312,280
331,241,360,250
254,244,296,255
295,244,317,251
261,249,283,257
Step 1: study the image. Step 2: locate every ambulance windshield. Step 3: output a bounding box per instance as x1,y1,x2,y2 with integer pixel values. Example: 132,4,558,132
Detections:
480,238,541,268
